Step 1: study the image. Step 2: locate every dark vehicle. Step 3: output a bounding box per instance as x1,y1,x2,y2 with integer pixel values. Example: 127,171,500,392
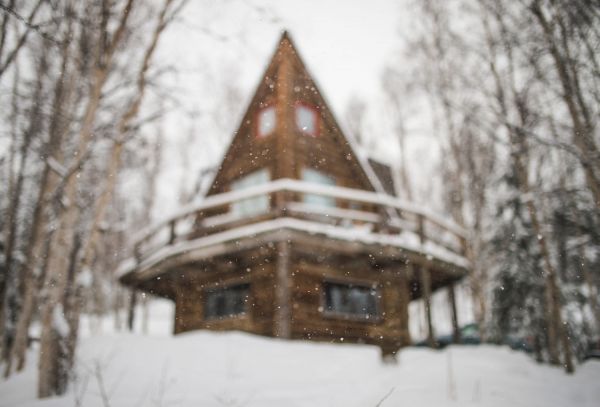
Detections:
584,340,600,361
415,323,481,348
504,335,535,354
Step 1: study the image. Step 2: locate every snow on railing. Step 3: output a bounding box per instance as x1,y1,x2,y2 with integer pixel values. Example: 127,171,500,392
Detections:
131,179,468,264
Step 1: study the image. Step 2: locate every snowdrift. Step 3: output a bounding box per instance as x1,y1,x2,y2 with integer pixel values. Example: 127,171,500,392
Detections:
1,328,599,407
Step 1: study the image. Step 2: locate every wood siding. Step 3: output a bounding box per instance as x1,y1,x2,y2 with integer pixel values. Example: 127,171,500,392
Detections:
173,243,411,355
174,250,277,336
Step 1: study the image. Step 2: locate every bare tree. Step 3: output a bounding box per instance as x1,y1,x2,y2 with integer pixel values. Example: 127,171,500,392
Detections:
0,0,47,79
403,0,496,332
1,42,48,368
0,0,189,394
399,0,597,371
36,0,139,395
344,95,368,149
4,2,80,375
529,0,600,211
67,0,186,366
381,67,414,201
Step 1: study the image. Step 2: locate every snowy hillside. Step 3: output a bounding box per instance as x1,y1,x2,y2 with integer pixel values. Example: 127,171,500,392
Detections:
1,302,598,407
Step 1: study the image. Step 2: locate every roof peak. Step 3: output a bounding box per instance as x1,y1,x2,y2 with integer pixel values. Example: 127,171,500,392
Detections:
279,29,291,41
276,29,297,52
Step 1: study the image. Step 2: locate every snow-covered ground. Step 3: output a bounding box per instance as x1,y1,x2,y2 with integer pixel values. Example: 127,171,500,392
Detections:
1,300,599,407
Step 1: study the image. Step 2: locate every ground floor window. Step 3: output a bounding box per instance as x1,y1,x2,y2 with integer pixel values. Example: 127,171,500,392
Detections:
323,281,378,319
204,284,250,319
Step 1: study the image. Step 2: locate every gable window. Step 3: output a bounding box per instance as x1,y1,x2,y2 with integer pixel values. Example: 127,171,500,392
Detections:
204,284,250,320
295,103,318,136
323,282,378,319
257,106,276,138
231,169,270,216
302,168,335,207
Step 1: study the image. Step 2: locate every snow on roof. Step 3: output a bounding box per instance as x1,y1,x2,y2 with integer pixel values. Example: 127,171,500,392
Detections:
119,216,469,281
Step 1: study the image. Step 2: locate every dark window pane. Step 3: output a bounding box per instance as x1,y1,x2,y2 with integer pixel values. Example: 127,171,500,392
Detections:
204,284,250,319
324,282,378,318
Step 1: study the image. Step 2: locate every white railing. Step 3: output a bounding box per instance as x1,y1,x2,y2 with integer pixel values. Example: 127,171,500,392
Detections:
132,179,468,264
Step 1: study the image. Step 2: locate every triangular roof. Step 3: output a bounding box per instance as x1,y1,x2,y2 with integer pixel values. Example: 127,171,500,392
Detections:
205,31,390,198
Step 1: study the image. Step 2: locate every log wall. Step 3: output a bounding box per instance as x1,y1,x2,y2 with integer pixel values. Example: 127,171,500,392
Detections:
173,243,411,356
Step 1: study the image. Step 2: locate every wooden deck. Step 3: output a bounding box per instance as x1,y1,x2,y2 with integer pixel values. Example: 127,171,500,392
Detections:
120,179,469,296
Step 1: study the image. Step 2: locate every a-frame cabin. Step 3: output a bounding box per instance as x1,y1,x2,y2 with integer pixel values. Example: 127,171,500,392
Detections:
119,32,470,357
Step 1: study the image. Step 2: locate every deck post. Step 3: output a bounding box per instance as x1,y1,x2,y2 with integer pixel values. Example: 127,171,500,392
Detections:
168,220,176,244
398,270,412,347
420,266,436,348
274,240,291,338
448,282,461,344
127,289,137,331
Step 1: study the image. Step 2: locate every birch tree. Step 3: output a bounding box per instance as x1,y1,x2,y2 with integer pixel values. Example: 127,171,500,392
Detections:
32,0,188,397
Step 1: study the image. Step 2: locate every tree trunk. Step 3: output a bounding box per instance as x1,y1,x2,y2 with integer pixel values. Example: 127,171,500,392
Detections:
6,16,76,376
65,0,176,364
0,0,45,78
2,49,46,367
420,267,436,348
482,5,574,372
0,0,17,62
37,0,138,394
579,244,600,338
37,189,80,398
448,283,461,344
0,55,19,359
127,290,137,331
512,128,573,373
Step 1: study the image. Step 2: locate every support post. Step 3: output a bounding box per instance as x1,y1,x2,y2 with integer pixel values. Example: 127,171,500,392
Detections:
420,266,436,348
398,270,412,347
168,220,176,244
448,282,461,344
127,289,137,331
274,240,291,338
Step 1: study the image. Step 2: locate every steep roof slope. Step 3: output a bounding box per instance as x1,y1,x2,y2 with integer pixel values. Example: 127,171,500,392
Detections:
205,32,388,197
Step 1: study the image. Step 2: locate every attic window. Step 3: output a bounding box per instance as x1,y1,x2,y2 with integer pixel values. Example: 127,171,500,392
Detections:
323,282,378,319
257,106,276,138
295,103,318,136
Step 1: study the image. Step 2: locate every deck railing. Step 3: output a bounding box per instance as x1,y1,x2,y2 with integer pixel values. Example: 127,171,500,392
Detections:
132,179,468,265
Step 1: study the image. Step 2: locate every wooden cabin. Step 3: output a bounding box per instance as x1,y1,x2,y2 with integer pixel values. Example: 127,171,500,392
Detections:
119,32,469,357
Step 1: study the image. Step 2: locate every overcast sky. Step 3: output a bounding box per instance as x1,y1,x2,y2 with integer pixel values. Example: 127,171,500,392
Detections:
160,0,404,118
